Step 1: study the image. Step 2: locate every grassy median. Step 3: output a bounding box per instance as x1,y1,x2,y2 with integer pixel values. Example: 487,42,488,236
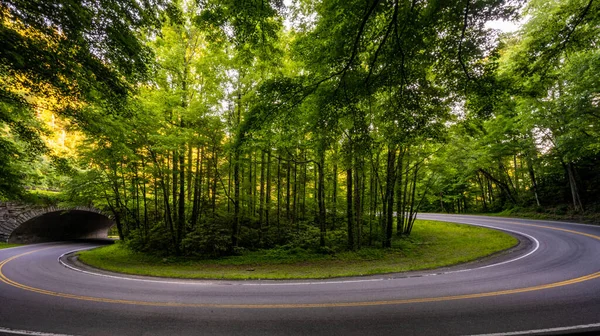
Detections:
78,220,518,280
0,243,21,250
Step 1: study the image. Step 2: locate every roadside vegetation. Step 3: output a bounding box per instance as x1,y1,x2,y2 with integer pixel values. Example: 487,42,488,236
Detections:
78,220,517,279
0,243,21,250
488,207,600,225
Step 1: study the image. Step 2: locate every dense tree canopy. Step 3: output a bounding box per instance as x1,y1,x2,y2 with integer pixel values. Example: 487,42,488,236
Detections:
1,0,598,255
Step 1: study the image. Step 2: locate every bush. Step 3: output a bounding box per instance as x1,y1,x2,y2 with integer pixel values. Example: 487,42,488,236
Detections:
181,222,231,257
126,225,176,256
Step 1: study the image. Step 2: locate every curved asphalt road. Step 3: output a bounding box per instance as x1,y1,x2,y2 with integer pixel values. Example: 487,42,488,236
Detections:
0,214,599,336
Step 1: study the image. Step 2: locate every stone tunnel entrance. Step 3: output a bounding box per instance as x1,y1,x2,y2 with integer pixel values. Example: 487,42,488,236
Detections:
8,210,114,244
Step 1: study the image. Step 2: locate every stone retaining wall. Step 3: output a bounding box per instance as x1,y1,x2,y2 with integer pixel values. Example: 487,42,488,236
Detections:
0,202,112,243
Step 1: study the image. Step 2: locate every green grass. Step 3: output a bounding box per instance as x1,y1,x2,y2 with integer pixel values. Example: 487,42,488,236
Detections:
0,242,21,250
78,220,518,280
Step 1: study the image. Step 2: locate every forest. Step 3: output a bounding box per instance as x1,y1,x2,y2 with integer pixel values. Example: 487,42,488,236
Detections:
1,0,599,256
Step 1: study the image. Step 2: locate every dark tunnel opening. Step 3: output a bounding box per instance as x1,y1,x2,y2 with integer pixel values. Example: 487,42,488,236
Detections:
8,210,114,244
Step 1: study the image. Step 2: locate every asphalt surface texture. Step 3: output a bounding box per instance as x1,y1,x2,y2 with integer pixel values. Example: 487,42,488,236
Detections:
0,214,599,336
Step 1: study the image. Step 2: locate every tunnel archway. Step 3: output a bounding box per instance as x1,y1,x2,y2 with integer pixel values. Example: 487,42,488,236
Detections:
8,210,114,244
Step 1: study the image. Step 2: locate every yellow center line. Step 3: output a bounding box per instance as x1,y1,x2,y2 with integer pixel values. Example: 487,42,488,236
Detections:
0,223,599,309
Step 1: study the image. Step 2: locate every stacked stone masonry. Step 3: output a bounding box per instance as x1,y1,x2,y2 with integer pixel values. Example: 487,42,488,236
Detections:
0,202,112,243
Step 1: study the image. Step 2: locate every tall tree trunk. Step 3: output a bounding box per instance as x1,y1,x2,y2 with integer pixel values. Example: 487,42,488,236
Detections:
369,163,375,246
259,150,265,244
565,161,583,211
346,168,354,250
293,158,298,224
332,160,337,230
476,171,488,211
286,157,291,222
152,174,159,222
302,152,307,220
177,143,185,250
232,148,240,248
140,156,149,238
133,164,140,230
526,156,541,207
248,152,253,215
354,164,361,250
172,150,178,230
187,144,193,201
266,150,271,229
317,152,326,247
407,163,419,232
384,146,396,248
191,146,202,229
277,156,281,233
232,90,242,248
513,155,519,194
227,152,232,213
211,147,218,215
395,147,404,234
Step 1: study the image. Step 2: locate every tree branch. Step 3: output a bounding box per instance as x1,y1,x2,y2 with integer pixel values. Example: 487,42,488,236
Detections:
458,0,472,81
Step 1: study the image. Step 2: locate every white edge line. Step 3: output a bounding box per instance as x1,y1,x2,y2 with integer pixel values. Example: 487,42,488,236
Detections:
443,224,540,273
420,213,600,228
0,326,77,336
57,224,540,287
464,322,600,336
57,249,384,286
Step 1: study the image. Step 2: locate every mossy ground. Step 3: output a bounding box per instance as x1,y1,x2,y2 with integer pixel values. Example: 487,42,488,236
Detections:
78,220,518,280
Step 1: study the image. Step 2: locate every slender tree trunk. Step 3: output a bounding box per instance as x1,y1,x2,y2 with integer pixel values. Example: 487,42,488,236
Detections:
187,144,193,201
232,90,242,248
317,152,326,247
266,150,271,230
369,164,375,246
212,147,218,215
248,152,253,215
354,164,361,250
314,162,318,221
259,150,265,244
140,156,149,238
407,163,419,231
565,161,583,211
346,168,354,250
395,147,404,234
277,156,281,232
302,153,307,219
134,164,140,230
476,171,488,211
401,149,410,233
513,155,519,194
384,146,396,248
293,158,298,224
526,156,541,207
233,149,240,248
172,150,178,229
165,153,170,225
286,158,291,222
228,152,232,213
360,168,366,242
191,146,202,229
152,174,159,222
332,160,337,230
177,143,185,249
